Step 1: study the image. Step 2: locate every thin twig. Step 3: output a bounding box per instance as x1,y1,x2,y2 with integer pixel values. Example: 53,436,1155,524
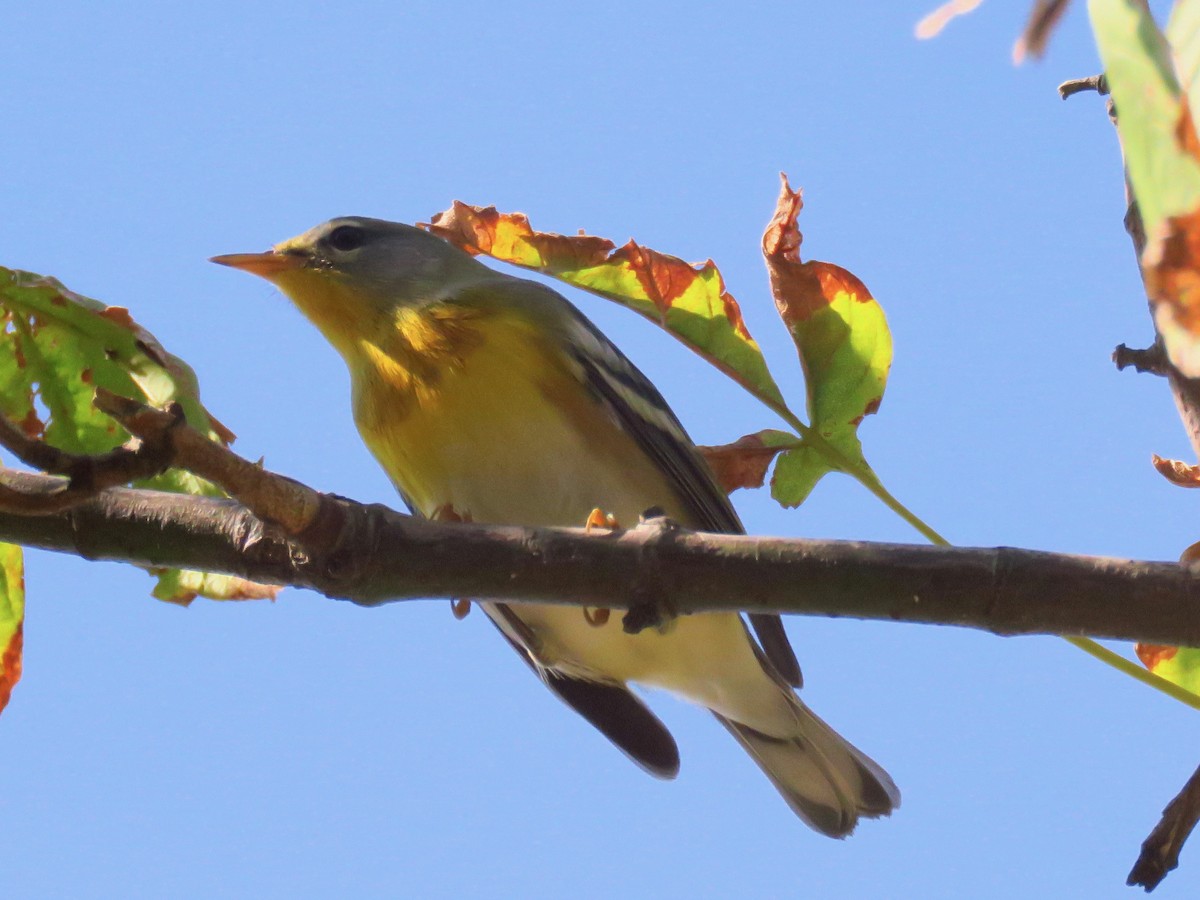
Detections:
93,388,322,535
1059,73,1109,100
0,404,176,514
1073,61,1200,888
1114,343,1170,376
1128,762,1200,891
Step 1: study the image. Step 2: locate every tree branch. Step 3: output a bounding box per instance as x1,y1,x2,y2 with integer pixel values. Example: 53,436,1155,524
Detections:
1064,68,1200,891
1129,762,1200,891
3,467,1200,645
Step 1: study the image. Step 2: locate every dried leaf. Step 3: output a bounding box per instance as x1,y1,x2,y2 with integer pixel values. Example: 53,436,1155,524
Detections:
424,202,786,411
1137,642,1181,670
1177,96,1200,163
1152,453,1200,486
1144,209,1200,377
697,430,797,494
915,0,986,40
1013,0,1073,63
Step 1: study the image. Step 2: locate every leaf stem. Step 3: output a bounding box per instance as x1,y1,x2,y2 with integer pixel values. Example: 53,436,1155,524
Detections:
758,391,1200,711
1065,636,1200,712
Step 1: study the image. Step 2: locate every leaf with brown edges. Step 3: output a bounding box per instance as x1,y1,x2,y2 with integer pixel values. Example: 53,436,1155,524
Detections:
697,430,797,494
0,542,22,716
423,202,787,411
0,268,275,603
1145,209,1200,378
761,175,892,505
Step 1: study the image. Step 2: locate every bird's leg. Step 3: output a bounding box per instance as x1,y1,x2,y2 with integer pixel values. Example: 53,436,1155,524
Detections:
585,507,619,531
621,508,680,635
582,508,619,626
433,503,474,620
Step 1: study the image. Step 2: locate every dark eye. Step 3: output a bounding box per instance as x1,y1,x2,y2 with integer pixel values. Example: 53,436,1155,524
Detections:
327,225,366,252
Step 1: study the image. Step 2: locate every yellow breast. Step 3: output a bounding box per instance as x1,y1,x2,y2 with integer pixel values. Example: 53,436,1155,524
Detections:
349,304,680,528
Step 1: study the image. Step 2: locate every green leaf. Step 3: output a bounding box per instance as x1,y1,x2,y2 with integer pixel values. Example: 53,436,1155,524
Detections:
1091,0,1200,237
0,268,274,602
1136,643,1200,695
761,175,893,497
770,443,833,509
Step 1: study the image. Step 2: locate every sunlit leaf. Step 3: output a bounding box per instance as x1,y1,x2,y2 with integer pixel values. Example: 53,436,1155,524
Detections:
761,175,892,503
424,202,787,411
0,542,23,715
1136,643,1200,693
151,568,279,606
0,268,275,602
1093,0,1200,376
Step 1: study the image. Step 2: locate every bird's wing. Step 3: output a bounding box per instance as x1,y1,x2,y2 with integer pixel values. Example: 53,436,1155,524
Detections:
487,602,680,778
539,284,803,688
400,495,682,777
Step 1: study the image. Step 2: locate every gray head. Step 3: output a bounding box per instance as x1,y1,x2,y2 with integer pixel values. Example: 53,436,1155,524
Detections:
272,216,488,301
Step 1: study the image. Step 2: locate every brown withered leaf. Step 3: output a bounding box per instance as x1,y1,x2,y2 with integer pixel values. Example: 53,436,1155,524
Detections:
1013,0,1072,63
1137,642,1181,670
1152,453,1200,487
426,202,614,272
697,430,796,494
1144,208,1200,378
1179,96,1200,164
915,0,986,40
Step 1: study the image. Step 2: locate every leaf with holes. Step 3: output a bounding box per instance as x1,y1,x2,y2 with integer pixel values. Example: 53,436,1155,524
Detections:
0,268,275,602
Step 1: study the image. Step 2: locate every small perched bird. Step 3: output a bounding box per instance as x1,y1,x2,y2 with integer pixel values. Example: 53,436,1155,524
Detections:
212,216,898,836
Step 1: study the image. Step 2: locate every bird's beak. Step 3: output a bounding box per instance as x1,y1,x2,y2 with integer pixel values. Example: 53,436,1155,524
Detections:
210,250,308,279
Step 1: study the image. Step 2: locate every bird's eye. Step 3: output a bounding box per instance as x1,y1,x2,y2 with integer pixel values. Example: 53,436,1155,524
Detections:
326,225,366,253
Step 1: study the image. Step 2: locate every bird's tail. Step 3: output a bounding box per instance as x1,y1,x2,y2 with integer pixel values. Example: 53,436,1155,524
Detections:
713,695,899,838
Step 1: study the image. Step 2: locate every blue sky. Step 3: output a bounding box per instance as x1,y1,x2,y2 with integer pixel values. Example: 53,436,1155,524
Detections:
3,2,1198,897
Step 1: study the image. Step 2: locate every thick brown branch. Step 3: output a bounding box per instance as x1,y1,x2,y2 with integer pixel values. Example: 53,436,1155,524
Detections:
3,469,1200,646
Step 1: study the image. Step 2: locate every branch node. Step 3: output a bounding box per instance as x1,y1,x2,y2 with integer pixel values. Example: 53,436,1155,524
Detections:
621,509,682,634
1115,343,1170,376
1058,73,1109,100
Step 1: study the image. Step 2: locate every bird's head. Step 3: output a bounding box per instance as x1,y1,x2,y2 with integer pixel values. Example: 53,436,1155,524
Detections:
212,216,487,353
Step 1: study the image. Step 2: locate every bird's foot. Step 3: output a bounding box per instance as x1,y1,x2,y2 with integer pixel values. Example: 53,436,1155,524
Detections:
432,504,474,620
585,507,620,532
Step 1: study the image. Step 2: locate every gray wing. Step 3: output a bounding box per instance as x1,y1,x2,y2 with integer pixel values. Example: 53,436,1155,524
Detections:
555,295,803,687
